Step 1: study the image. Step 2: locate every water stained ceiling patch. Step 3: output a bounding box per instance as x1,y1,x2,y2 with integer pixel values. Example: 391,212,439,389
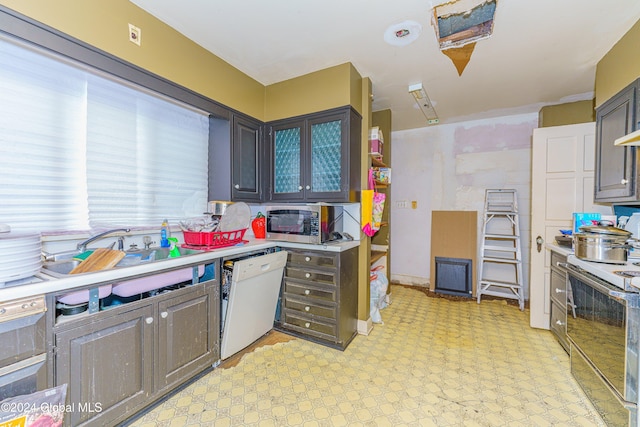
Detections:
433,0,497,75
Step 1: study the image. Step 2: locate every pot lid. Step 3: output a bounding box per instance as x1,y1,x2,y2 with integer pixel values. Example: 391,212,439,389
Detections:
578,225,632,236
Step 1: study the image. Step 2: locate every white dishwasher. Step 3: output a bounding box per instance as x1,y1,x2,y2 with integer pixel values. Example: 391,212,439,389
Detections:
220,250,287,359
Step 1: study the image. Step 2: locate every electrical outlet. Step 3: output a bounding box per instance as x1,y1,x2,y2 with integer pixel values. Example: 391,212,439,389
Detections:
411,200,418,209
128,24,141,46
396,200,409,209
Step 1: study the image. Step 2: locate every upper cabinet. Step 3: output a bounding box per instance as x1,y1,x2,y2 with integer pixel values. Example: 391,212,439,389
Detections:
594,80,638,203
268,106,361,202
231,114,264,201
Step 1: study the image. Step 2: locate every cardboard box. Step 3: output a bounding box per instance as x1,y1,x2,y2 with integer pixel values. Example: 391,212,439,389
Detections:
573,212,601,233
368,126,384,142
369,126,384,156
369,138,384,156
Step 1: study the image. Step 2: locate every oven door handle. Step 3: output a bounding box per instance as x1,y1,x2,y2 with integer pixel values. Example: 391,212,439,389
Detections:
565,263,640,306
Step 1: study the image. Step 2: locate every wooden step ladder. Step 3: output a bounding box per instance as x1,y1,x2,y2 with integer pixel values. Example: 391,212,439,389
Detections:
477,189,525,310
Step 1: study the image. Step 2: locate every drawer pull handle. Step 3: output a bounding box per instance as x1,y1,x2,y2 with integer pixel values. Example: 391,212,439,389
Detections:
305,257,311,262
305,306,310,312
305,273,311,278
304,289,310,295
305,322,310,328
160,311,168,319
555,289,564,293
145,317,154,324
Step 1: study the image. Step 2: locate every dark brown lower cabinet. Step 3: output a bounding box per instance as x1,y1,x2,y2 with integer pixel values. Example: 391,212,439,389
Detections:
54,278,219,426
276,247,358,350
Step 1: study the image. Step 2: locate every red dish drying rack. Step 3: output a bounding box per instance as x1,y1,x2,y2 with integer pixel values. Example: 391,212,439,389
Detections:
182,228,248,250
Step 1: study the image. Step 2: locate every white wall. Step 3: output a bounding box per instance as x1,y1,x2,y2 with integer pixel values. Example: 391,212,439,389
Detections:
390,113,538,296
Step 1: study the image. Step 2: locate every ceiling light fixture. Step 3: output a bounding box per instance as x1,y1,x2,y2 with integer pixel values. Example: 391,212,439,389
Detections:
408,83,439,125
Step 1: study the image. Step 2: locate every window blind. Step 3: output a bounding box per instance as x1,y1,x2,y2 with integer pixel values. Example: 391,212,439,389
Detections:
0,36,209,233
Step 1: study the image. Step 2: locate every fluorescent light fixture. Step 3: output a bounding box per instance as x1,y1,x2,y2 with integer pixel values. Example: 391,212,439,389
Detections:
614,129,640,146
408,83,439,125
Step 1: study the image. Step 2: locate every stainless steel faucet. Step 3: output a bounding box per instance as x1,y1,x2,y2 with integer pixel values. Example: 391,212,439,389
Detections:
77,228,130,252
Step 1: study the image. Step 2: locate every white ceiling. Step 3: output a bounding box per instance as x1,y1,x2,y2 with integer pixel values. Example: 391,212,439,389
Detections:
130,0,640,131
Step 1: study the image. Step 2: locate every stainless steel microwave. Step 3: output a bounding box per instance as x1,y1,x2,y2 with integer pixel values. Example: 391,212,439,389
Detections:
265,205,343,244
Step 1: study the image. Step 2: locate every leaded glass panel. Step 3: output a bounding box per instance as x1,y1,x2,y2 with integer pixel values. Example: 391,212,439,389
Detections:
311,120,341,192
274,127,301,194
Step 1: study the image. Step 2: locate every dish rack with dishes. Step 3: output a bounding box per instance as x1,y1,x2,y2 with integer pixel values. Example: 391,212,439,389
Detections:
182,228,248,250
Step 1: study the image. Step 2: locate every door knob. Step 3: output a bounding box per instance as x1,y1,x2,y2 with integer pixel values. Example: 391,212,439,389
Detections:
536,236,544,253
621,179,629,185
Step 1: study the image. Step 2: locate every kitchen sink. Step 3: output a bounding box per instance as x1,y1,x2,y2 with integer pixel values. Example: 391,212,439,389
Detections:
42,246,204,277
44,246,206,304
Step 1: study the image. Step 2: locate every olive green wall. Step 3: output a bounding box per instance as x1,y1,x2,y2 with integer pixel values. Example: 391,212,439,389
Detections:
0,0,267,120
357,78,372,324
595,19,640,108
1,0,362,121
264,63,363,122
538,100,595,127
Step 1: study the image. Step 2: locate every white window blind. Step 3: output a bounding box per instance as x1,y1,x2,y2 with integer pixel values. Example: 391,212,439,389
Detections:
0,37,209,233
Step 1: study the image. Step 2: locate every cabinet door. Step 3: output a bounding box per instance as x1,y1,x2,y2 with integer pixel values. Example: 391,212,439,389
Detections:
156,285,217,391
306,112,349,201
270,120,305,201
232,114,263,201
595,84,637,202
55,305,153,427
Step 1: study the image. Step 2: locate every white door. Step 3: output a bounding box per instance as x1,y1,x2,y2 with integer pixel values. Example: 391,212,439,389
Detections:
529,122,611,329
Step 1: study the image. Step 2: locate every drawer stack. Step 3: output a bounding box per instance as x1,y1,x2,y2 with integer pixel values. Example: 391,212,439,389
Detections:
549,250,569,353
278,247,358,350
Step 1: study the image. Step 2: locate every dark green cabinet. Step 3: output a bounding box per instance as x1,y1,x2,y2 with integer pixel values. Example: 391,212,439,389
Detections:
594,80,638,202
268,107,361,202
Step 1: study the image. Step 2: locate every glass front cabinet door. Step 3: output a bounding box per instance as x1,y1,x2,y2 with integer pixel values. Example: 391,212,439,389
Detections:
269,107,360,202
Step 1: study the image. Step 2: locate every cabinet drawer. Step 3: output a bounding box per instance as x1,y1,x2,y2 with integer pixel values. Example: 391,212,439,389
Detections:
282,311,337,339
286,267,336,285
288,252,337,269
283,296,337,320
550,251,567,272
284,281,337,303
550,300,569,352
550,269,567,307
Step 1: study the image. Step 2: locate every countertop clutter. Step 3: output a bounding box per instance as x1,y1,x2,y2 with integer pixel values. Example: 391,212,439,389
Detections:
0,237,360,303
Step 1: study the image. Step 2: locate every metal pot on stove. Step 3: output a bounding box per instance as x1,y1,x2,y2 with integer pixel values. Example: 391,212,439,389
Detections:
573,225,633,264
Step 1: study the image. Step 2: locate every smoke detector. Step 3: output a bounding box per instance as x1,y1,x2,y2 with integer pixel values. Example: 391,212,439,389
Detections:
384,21,423,46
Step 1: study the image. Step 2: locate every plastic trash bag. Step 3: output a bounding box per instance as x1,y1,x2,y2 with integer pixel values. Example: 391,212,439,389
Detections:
370,266,389,324
0,384,67,426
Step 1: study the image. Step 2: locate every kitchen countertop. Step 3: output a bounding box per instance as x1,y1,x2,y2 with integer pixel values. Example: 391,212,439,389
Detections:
0,238,360,303
547,242,640,290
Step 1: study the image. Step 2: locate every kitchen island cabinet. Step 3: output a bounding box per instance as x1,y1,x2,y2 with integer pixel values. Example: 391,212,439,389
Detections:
276,246,358,350
594,79,638,203
53,274,219,427
268,106,361,202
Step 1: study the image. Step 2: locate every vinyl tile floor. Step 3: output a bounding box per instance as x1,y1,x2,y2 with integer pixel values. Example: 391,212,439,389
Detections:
129,285,606,427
